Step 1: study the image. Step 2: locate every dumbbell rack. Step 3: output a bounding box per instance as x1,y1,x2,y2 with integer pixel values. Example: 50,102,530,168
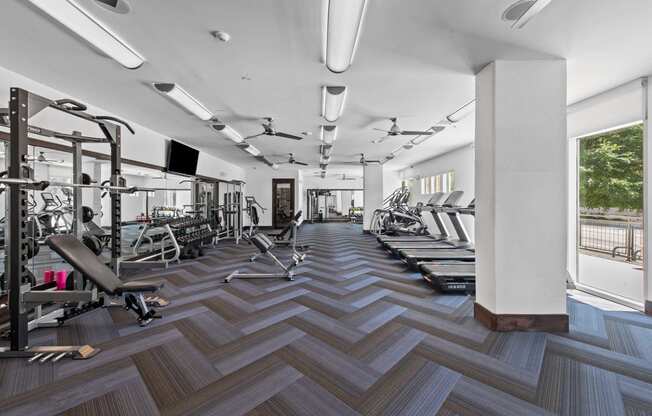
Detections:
170,218,217,257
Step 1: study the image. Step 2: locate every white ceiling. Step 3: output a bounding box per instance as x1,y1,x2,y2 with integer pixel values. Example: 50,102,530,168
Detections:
2,0,652,172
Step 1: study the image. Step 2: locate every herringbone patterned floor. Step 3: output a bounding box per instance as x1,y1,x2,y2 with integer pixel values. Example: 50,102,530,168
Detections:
1,223,652,415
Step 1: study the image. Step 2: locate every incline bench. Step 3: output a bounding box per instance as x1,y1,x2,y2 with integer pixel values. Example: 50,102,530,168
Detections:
46,235,164,326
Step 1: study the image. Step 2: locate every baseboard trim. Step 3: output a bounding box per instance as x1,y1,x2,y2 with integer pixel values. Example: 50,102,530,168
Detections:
646,301,652,316
474,302,569,333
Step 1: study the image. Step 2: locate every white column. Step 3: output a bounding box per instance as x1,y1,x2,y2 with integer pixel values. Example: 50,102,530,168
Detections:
475,60,568,331
363,163,383,231
644,78,652,315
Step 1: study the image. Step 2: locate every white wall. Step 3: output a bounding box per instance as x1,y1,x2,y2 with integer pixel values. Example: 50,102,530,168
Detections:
399,144,475,240
0,65,245,182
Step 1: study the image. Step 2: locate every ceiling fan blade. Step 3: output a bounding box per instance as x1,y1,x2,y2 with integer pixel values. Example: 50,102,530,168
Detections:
294,161,309,166
373,128,390,133
243,132,265,140
400,131,433,136
274,132,303,141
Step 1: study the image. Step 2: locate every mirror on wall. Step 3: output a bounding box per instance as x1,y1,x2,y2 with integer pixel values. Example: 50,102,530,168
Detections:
306,189,363,223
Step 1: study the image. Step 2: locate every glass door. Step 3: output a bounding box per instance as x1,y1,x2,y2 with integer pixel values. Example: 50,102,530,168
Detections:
577,123,645,305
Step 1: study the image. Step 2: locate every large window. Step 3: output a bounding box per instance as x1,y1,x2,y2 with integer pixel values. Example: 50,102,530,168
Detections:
577,123,644,305
420,171,455,194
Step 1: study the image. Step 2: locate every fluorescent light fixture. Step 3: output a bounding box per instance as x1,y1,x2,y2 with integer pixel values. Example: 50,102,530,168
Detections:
240,144,261,157
446,100,476,124
321,144,333,158
28,0,145,69
391,146,405,157
512,0,552,29
322,0,368,73
211,123,244,143
321,86,348,122
320,125,338,144
153,83,213,121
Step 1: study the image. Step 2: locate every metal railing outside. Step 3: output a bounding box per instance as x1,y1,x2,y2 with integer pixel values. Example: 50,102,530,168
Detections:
579,217,643,263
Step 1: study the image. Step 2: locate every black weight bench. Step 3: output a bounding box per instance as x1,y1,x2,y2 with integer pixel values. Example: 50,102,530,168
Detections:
46,235,164,326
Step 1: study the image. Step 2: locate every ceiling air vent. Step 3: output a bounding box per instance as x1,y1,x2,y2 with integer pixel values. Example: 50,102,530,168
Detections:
94,0,131,14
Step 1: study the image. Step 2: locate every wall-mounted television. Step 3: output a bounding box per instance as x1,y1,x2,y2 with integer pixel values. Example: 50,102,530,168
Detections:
166,139,199,176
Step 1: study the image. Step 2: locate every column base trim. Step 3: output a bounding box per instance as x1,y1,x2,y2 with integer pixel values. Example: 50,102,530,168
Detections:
646,301,652,316
474,302,569,332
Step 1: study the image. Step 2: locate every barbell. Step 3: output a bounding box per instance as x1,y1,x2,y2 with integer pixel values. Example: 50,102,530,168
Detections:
0,178,190,194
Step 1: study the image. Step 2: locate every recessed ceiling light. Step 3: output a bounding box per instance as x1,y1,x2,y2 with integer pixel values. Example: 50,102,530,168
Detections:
94,0,131,14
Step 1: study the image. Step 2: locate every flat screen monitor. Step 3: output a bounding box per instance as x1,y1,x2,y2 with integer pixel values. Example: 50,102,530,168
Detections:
167,139,199,176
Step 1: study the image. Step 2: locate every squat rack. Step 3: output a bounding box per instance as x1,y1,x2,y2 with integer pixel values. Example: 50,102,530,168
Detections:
0,87,129,358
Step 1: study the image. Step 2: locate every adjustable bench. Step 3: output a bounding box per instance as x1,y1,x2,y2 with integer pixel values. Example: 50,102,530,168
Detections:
46,235,164,326
225,232,298,282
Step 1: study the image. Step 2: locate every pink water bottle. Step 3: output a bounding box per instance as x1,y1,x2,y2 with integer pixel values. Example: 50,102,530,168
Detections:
43,270,54,284
55,270,68,290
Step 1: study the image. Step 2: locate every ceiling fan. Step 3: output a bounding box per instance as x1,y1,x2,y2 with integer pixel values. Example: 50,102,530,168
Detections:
26,151,65,164
372,117,434,144
276,153,309,166
331,153,382,166
311,171,358,181
245,117,303,141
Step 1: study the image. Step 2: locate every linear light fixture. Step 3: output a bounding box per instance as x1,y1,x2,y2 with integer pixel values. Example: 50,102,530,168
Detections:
321,86,348,122
322,0,368,73
211,123,244,143
153,83,213,121
320,125,338,144
446,100,476,124
512,0,552,29
28,0,145,69
321,144,333,158
239,143,261,157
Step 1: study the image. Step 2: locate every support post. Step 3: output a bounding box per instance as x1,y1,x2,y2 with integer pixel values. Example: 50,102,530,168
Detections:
363,163,383,232
474,61,569,331
7,87,30,350
110,126,122,274
71,141,83,287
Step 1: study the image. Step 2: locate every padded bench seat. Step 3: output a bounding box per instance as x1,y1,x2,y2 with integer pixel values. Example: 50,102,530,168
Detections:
46,235,163,295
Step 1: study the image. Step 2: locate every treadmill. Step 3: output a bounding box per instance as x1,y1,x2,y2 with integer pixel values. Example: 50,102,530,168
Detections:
418,200,476,293
384,192,470,253
398,199,475,268
376,192,446,244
